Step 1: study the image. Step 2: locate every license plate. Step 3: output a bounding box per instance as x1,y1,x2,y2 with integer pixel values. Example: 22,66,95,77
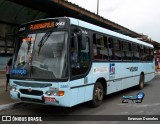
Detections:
44,97,56,102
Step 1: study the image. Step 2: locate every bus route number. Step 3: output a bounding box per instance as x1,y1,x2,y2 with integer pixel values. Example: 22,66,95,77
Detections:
60,85,69,88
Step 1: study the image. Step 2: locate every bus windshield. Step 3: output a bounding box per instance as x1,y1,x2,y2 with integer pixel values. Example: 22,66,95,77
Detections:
12,31,68,80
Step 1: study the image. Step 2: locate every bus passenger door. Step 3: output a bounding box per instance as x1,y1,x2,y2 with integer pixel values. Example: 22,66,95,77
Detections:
69,29,92,106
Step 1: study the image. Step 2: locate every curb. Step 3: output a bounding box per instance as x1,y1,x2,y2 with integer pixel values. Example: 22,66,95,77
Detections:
0,102,22,111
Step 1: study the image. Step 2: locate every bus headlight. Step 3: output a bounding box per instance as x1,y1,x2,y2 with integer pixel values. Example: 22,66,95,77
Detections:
45,87,64,96
10,85,18,92
45,87,58,96
45,90,58,96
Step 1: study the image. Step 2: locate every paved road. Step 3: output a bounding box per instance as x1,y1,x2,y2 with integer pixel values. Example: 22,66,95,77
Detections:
0,75,160,124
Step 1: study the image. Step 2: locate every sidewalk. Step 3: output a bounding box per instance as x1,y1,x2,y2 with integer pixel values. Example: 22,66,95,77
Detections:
0,72,21,111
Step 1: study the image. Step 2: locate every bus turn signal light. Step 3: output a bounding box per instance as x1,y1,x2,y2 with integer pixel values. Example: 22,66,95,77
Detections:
58,91,64,96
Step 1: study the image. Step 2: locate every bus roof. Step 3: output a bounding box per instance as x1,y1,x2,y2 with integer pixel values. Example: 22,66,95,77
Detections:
21,17,153,48
69,17,153,48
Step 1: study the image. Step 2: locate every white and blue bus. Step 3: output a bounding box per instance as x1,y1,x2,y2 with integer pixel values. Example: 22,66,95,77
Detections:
10,17,155,107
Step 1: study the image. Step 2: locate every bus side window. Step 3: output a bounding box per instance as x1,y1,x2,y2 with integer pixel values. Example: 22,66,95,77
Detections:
150,49,154,61
145,47,154,61
80,37,90,62
108,37,113,60
109,37,122,61
122,41,132,61
144,47,149,61
140,46,145,61
93,34,108,60
132,44,140,61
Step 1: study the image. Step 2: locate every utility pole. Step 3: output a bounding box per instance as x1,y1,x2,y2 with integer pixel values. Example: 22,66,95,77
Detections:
97,0,99,15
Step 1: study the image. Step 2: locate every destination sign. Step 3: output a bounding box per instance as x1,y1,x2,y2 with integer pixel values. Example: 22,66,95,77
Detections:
19,19,67,33
30,22,55,30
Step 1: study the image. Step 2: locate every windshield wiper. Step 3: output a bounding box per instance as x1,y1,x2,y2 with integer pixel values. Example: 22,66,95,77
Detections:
38,30,52,55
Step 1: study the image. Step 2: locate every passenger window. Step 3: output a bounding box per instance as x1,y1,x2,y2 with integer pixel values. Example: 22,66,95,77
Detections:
80,37,90,62
140,46,145,61
132,44,140,61
149,49,154,61
145,48,154,61
109,37,122,61
93,34,108,60
122,41,132,61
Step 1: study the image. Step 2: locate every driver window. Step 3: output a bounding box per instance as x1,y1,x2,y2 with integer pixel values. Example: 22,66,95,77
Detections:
70,32,90,77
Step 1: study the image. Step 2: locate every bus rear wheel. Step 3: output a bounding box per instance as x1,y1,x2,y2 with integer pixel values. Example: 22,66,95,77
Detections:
139,74,144,90
90,82,104,107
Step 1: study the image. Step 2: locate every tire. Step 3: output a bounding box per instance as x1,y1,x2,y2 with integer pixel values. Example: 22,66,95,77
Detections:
139,74,144,90
90,82,104,107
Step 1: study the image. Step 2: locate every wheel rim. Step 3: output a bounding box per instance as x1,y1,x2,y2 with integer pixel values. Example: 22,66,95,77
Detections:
95,87,103,101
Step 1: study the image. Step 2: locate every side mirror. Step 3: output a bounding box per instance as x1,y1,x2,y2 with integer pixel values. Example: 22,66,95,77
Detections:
76,28,88,50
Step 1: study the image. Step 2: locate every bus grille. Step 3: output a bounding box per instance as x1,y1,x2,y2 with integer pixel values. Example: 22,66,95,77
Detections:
20,89,43,96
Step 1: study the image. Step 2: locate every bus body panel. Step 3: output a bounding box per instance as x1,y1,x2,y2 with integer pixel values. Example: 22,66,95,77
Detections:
69,66,94,106
91,62,154,95
69,85,94,106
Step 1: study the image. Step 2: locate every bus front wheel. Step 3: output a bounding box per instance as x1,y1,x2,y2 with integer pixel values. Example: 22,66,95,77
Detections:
90,82,104,107
139,74,144,90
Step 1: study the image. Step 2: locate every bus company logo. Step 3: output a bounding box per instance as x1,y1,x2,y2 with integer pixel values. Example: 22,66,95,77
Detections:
122,91,145,103
126,67,138,72
109,64,115,75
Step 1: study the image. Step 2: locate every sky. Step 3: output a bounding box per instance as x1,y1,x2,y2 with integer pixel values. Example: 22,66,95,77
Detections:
67,0,160,42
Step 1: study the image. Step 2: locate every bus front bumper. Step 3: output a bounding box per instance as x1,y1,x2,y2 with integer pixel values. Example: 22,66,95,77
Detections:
10,89,69,107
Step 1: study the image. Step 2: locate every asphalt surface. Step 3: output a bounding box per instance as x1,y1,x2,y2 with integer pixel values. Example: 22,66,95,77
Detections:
0,75,160,124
